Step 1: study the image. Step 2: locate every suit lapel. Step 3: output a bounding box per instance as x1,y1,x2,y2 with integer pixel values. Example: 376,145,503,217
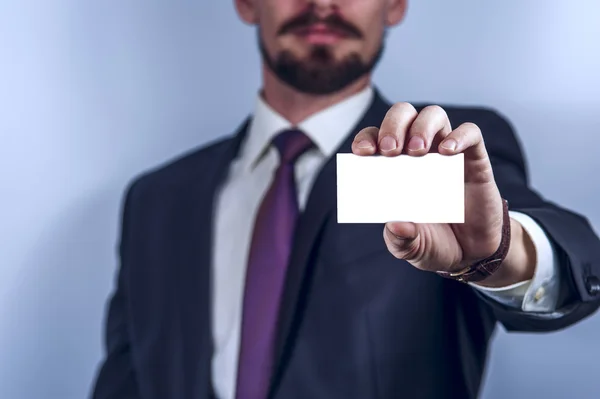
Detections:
173,89,391,397
175,120,249,398
270,89,391,396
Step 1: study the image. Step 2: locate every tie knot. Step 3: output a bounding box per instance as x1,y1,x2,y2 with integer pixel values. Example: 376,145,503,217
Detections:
272,129,314,164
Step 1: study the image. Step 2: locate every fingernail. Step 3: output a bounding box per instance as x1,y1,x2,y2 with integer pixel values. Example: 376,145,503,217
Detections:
441,139,457,151
357,140,373,149
380,136,397,152
407,136,425,151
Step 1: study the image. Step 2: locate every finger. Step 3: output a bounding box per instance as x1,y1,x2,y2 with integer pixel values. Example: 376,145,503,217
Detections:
405,105,452,156
438,122,493,183
377,102,418,156
383,222,423,262
351,126,379,155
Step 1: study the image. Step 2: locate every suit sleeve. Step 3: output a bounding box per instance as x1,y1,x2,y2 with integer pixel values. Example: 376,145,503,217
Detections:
90,181,141,399
464,109,600,332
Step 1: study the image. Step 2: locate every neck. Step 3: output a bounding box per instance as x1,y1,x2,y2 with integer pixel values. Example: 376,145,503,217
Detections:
261,65,371,125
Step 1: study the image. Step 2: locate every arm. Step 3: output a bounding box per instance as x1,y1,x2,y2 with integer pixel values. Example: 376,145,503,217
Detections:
90,182,141,399
351,103,600,333
469,110,600,331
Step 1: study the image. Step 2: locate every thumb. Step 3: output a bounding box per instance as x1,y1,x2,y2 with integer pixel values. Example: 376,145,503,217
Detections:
384,222,424,262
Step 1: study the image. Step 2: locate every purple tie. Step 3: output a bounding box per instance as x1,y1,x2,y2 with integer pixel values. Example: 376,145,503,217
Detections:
235,129,313,399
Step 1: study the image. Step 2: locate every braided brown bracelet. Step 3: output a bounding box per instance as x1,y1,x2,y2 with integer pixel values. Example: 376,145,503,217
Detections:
436,199,511,283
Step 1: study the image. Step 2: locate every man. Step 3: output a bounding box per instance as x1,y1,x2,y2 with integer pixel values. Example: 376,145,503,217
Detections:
91,0,600,398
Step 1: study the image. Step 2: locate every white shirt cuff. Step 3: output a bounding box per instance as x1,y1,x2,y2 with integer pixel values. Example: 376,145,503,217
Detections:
470,211,560,313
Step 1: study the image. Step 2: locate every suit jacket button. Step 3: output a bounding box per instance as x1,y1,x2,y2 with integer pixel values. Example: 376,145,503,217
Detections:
585,276,600,296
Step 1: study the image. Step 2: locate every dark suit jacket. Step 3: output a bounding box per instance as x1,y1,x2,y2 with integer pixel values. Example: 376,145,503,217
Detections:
91,89,600,399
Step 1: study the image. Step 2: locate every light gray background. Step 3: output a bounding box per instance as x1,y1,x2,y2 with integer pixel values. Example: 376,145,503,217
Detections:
1,1,599,398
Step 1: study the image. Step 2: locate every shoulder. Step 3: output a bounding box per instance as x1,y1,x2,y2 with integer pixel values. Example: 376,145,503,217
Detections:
125,120,248,204
131,137,227,195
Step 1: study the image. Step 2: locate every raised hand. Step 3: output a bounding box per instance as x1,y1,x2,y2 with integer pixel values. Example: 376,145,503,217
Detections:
351,103,535,287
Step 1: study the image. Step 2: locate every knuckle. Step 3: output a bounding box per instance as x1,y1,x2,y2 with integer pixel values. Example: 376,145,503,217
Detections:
384,229,422,261
390,101,417,114
460,122,481,133
380,103,417,138
400,238,422,260
410,120,435,138
384,102,418,124
412,105,449,135
423,104,447,116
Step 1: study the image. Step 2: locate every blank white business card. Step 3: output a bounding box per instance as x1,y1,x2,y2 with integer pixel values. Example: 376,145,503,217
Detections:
336,153,464,223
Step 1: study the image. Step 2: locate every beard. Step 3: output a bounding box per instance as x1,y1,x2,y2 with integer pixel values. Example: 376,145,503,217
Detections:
258,32,385,95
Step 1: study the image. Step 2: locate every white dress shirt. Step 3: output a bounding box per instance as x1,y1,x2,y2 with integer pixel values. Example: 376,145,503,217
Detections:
210,86,560,399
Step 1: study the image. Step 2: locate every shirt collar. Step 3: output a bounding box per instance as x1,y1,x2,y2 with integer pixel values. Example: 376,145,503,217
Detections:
241,85,374,172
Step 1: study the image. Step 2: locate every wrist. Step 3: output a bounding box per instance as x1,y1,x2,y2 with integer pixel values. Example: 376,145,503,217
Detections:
474,218,536,288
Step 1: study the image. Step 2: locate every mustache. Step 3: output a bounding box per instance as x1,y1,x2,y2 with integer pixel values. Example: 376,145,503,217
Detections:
278,11,363,39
